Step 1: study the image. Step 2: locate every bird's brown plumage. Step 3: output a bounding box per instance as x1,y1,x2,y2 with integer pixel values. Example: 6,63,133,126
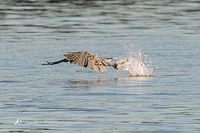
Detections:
43,51,128,72
64,51,108,72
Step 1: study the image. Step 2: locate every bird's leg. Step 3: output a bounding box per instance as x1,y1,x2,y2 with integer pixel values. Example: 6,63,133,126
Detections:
112,59,128,70
42,59,68,65
106,62,113,67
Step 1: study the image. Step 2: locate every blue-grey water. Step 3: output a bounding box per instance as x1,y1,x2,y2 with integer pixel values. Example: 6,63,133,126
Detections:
0,0,200,132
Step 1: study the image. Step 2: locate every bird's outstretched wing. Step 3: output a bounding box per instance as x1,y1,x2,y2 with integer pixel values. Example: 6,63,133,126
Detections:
64,51,108,72
88,57,107,72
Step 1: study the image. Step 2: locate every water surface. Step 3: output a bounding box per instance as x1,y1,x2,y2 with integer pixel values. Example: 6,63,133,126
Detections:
0,0,200,132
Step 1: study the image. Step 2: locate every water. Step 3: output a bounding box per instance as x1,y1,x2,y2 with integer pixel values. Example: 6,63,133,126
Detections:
120,47,153,77
0,0,200,132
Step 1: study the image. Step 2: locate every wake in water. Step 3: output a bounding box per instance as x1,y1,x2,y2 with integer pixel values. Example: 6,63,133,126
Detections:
118,48,153,77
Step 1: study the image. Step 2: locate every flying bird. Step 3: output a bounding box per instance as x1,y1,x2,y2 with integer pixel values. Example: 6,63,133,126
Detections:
43,51,128,72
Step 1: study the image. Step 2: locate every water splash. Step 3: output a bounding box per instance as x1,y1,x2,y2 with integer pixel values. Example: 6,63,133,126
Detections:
119,48,153,77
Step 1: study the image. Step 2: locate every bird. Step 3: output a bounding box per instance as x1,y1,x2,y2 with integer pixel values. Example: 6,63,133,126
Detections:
43,51,128,72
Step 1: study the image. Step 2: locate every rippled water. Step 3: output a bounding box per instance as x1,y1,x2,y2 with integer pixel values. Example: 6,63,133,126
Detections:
0,0,200,132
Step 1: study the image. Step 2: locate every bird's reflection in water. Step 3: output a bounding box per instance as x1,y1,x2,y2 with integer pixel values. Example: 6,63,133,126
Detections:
65,76,153,87
64,78,110,90
63,77,153,96
66,78,109,85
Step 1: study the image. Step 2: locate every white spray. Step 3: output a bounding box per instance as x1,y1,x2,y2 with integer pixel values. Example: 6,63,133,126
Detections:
118,43,153,77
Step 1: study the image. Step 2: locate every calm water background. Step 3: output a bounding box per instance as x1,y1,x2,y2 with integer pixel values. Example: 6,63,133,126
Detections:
0,0,200,132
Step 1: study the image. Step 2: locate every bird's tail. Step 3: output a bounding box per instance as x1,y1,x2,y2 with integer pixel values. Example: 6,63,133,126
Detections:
112,59,128,70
